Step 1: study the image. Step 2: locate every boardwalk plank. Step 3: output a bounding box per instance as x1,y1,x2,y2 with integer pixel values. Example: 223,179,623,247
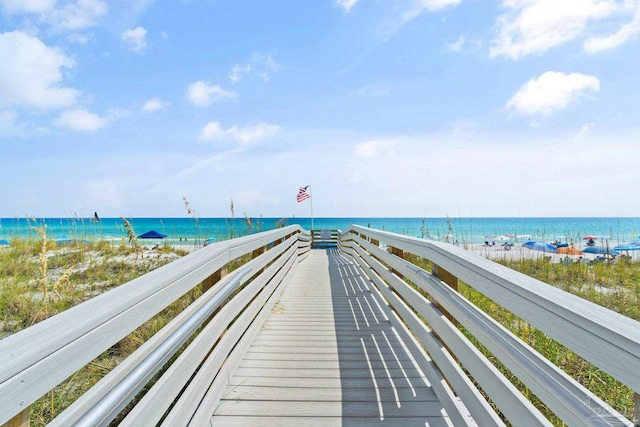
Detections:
215,400,445,417
223,385,438,401
210,249,451,426
211,416,452,427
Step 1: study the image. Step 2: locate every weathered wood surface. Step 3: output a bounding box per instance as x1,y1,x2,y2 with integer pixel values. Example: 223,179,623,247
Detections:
211,249,454,426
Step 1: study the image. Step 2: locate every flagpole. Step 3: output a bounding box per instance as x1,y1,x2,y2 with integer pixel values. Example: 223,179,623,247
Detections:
309,185,314,231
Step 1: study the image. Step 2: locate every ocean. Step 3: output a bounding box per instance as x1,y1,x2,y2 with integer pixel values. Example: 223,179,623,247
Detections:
1,217,639,246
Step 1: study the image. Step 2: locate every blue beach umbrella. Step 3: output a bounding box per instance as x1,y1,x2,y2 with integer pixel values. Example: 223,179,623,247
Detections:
0,239,9,246
205,237,217,244
582,246,619,255
613,243,640,251
138,230,167,239
522,241,558,253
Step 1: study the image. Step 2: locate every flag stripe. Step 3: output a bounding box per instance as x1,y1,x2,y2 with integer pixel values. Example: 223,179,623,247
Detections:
297,186,310,202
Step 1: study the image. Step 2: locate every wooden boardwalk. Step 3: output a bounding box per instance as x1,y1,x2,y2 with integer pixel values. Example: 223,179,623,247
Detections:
212,249,453,426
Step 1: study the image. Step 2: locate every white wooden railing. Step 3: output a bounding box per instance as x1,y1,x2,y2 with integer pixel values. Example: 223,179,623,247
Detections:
310,228,341,248
2,223,639,426
339,225,640,427
0,225,310,426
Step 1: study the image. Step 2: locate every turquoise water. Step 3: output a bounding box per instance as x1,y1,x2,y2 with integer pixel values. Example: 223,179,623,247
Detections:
1,217,639,246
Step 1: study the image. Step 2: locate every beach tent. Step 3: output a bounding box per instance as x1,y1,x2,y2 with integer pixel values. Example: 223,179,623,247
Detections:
138,230,167,239
522,241,558,253
557,246,582,255
0,239,9,246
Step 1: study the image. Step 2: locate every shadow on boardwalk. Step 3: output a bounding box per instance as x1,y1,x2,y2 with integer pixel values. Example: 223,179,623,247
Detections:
327,249,451,426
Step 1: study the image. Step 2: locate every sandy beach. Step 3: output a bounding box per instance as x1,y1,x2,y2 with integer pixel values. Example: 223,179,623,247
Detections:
464,243,640,263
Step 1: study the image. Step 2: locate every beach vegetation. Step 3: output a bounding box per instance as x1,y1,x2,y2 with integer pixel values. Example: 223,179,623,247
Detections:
120,217,142,259
229,198,236,239
182,196,203,248
0,233,191,425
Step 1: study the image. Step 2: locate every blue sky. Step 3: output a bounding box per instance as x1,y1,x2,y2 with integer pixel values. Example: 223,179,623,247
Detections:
1,0,639,218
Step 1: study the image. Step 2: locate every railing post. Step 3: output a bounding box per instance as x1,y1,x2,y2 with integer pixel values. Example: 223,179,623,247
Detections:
252,247,265,259
2,408,29,427
432,263,458,326
634,392,640,427
389,246,404,278
201,267,227,294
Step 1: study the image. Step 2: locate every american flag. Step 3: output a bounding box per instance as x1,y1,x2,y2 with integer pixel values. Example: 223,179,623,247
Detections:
297,186,310,202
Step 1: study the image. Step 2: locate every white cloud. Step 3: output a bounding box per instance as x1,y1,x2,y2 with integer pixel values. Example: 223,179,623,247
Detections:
584,5,640,53
229,53,281,84
353,140,395,158
186,81,236,106
198,122,280,144
375,0,463,41
53,108,109,131
0,0,53,13
52,0,107,30
0,31,79,110
336,0,359,12
447,34,466,51
142,97,170,112
228,64,251,84
490,0,618,59
121,26,147,53
506,71,600,116
0,0,107,31
421,0,462,12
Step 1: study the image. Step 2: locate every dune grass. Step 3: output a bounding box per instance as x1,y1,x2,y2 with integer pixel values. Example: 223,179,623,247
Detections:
0,233,191,425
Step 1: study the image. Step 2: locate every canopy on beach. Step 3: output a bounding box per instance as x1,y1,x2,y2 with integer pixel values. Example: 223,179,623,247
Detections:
0,239,9,246
138,230,167,239
557,246,582,255
582,246,619,255
613,243,640,251
522,241,558,253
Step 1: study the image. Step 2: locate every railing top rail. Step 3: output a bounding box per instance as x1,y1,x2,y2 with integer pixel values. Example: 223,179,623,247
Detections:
343,225,640,393
0,225,305,365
